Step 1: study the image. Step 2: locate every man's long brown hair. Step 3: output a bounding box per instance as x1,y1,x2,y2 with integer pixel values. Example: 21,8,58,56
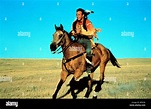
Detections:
73,8,88,32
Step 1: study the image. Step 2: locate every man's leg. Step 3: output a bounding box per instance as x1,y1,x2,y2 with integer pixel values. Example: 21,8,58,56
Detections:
77,38,93,74
85,39,93,74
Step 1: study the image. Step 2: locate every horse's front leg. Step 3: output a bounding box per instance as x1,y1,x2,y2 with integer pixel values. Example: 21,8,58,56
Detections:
70,69,83,99
52,70,68,99
84,73,93,98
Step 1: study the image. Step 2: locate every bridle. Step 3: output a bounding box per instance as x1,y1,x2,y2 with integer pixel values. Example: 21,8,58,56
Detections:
55,31,65,45
52,30,73,54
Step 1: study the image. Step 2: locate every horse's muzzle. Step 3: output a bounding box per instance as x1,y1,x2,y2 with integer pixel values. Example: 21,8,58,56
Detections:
50,42,57,51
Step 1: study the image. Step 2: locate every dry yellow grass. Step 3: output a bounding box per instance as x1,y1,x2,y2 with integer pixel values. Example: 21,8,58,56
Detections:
0,58,151,99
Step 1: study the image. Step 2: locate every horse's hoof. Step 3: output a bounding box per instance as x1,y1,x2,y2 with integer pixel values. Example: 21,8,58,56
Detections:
72,94,77,99
93,96,97,99
84,94,89,98
52,94,57,99
73,95,77,99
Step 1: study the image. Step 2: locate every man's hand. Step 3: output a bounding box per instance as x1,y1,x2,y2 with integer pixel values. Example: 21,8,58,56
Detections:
70,30,79,38
71,30,76,36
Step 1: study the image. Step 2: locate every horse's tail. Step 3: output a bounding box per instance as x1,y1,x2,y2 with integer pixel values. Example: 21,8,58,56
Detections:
107,49,121,68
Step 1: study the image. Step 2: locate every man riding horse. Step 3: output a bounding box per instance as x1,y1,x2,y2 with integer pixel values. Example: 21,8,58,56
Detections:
50,8,120,99
71,8,99,74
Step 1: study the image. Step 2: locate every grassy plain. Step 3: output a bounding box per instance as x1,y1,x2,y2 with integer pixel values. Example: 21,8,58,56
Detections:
0,58,151,99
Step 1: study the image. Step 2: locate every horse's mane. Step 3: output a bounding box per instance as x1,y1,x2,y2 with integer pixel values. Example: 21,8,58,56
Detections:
56,27,74,42
64,30,73,41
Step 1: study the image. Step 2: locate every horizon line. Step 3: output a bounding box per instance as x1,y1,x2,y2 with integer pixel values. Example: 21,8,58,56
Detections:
0,57,151,60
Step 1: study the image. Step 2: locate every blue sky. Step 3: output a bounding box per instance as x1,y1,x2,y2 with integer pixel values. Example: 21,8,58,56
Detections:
0,0,151,59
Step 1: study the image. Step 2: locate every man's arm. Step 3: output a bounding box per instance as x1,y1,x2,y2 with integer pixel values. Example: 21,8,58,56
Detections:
70,21,79,38
80,20,95,36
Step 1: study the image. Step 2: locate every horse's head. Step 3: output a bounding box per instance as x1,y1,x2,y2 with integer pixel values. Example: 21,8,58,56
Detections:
50,24,66,52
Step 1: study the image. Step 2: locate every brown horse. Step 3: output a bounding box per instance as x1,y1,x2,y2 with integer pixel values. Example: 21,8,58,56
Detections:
50,24,120,99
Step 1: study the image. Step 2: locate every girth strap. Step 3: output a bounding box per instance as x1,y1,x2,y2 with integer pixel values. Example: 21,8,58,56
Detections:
63,52,86,64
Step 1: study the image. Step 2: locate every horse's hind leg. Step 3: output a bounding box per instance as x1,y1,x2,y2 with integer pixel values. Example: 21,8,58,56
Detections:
52,71,68,99
93,62,106,99
84,73,93,98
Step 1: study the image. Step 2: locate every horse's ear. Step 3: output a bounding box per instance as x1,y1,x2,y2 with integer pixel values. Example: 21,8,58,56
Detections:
60,24,63,30
55,24,57,30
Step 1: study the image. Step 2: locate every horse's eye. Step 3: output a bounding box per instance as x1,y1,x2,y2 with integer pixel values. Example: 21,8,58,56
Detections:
59,34,62,38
